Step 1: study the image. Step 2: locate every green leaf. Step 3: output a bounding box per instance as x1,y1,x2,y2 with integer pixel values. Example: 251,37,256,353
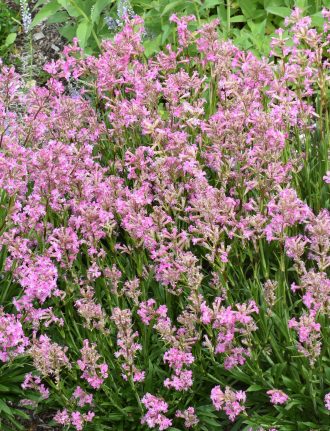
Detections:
311,12,325,28
60,23,77,40
34,0,50,8
0,399,13,416
31,0,61,28
247,384,264,392
200,417,222,428
248,19,267,35
0,384,10,392
13,409,30,419
230,15,247,23
57,0,81,17
76,19,92,48
160,24,172,44
143,34,161,57
161,0,183,17
266,6,291,18
91,0,110,23
203,0,221,8
106,413,124,421
295,0,306,9
47,11,69,24
237,0,258,19
285,400,303,410
4,33,16,46
301,423,319,428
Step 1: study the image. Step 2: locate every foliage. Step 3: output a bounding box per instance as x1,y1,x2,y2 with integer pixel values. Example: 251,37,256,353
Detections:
0,1,19,62
0,8,329,431
30,0,328,56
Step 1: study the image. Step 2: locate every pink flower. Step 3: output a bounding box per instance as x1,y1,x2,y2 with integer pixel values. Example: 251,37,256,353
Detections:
267,389,289,405
288,313,321,365
141,393,172,430
77,340,108,389
0,310,28,362
169,14,196,47
323,171,330,183
163,348,194,391
211,386,246,421
54,409,94,431
22,373,49,399
176,407,199,428
324,393,330,410
54,409,70,426
14,256,59,310
72,386,93,407
29,335,70,382
111,307,145,382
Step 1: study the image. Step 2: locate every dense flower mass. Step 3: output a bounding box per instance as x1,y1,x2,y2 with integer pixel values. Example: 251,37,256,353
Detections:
141,393,172,430
0,6,329,431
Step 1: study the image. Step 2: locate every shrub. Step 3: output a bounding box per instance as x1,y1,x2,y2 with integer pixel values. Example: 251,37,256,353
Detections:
0,7,329,431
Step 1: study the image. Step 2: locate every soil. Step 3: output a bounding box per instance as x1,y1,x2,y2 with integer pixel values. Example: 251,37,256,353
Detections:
4,0,66,73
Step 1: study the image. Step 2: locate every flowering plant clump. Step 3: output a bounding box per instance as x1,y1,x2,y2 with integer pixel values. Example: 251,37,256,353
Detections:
0,309,28,362
211,385,246,421
0,7,329,431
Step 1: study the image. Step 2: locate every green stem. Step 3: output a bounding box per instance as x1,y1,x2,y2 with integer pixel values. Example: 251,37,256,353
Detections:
29,32,33,81
226,0,231,36
129,377,143,413
69,0,101,50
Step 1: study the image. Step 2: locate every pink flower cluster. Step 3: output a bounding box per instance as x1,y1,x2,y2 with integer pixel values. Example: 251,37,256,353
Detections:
201,298,259,369
267,389,289,405
72,386,94,407
29,334,70,382
288,313,321,366
163,347,194,391
210,386,246,421
284,210,330,365
77,340,108,389
0,309,28,362
175,407,199,428
21,373,49,399
54,409,95,431
265,189,311,241
141,393,172,430
111,307,145,382
325,393,330,411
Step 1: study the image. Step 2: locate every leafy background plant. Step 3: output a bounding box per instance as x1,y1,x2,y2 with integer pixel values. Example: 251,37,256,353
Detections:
26,0,329,57
0,1,19,62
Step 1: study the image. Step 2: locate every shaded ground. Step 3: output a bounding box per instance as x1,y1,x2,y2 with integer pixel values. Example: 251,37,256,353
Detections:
5,0,65,74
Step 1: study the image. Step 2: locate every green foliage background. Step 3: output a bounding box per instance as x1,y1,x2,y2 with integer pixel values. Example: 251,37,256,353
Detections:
13,0,329,57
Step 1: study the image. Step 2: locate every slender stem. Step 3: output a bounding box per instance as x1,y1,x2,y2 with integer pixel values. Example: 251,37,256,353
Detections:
226,0,231,36
129,377,143,413
29,32,33,81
